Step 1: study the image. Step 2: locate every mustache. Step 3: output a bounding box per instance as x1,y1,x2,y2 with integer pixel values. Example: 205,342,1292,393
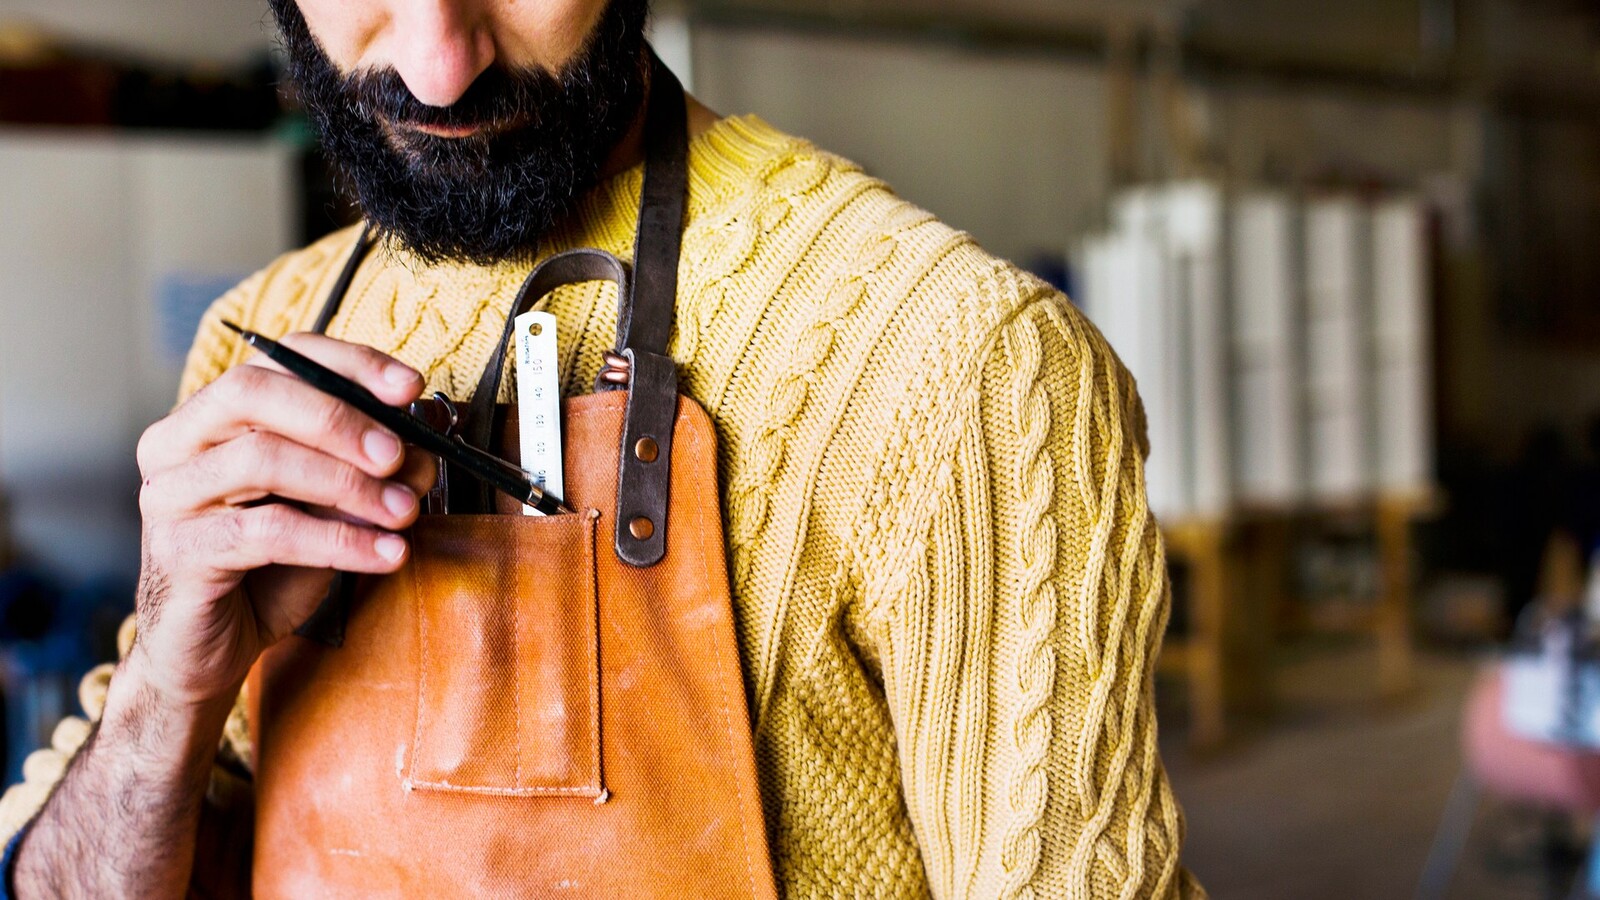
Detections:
340,65,560,132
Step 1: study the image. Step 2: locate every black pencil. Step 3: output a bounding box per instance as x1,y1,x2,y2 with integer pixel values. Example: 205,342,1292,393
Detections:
220,320,570,516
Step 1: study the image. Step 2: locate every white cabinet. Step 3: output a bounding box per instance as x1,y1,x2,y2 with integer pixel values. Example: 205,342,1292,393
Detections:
1303,197,1373,503
1230,192,1305,507
1370,198,1433,494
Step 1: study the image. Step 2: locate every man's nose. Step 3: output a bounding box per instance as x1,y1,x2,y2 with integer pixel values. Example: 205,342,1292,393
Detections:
389,0,495,107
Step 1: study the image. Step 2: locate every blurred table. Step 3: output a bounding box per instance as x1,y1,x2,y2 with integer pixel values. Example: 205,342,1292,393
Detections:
1160,489,1439,750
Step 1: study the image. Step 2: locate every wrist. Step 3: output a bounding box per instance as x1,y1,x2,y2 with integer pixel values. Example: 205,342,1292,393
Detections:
10,649,231,898
100,652,236,765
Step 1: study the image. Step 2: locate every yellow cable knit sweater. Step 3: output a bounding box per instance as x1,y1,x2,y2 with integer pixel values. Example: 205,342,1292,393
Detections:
0,115,1200,898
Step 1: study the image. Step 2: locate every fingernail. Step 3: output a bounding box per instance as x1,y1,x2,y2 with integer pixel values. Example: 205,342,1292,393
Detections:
384,363,420,386
383,484,416,517
364,429,401,465
375,534,407,562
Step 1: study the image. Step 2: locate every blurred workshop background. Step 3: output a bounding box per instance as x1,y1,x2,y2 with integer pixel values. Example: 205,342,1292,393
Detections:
2,0,1600,896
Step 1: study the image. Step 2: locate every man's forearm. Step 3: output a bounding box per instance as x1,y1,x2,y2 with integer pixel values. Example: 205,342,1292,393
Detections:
12,653,235,898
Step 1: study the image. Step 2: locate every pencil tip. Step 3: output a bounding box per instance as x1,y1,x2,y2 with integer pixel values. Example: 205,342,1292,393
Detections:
219,319,245,337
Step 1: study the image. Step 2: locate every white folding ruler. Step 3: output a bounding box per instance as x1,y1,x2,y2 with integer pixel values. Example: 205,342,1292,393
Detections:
513,310,564,515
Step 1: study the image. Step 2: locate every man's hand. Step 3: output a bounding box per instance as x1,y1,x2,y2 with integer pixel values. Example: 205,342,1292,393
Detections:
13,334,434,898
131,332,433,707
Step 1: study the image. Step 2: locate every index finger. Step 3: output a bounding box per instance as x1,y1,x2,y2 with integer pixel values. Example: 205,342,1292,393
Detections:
243,332,423,408
137,333,426,478
139,365,408,480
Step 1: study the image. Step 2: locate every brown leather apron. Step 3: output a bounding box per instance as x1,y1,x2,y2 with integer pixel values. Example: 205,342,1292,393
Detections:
245,58,778,898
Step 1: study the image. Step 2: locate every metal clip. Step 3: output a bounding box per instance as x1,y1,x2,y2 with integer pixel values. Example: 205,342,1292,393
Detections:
409,392,460,514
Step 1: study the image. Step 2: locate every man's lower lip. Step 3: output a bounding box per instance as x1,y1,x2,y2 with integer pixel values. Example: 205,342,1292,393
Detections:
407,122,485,138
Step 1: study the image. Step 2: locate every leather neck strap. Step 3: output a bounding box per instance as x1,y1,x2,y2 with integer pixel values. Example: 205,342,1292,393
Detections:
616,53,689,362
312,221,376,335
308,51,689,567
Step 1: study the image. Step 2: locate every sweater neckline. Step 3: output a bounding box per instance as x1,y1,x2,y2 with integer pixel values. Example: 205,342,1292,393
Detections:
589,113,796,206
688,114,794,180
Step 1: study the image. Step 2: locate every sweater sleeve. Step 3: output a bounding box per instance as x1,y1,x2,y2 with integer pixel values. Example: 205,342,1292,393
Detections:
877,296,1203,899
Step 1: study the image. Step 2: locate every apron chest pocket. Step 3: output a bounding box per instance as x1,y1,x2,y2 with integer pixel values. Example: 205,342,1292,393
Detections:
403,509,603,798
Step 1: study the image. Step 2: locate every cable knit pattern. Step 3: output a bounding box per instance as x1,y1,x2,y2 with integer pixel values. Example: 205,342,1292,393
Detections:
731,199,921,726
0,115,1201,898
996,312,1060,900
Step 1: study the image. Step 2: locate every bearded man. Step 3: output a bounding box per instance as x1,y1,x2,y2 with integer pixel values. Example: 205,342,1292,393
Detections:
0,0,1201,896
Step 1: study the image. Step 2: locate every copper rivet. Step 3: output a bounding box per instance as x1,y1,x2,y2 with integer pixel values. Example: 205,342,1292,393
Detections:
634,437,659,463
629,517,655,541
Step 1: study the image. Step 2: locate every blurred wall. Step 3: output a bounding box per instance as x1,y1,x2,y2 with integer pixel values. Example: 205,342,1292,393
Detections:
0,0,272,64
0,132,295,585
1211,86,1466,184
688,24,1480,264
692,26,1111,266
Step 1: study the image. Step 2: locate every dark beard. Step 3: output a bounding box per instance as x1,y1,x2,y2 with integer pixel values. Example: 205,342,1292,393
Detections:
268,0,651,265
